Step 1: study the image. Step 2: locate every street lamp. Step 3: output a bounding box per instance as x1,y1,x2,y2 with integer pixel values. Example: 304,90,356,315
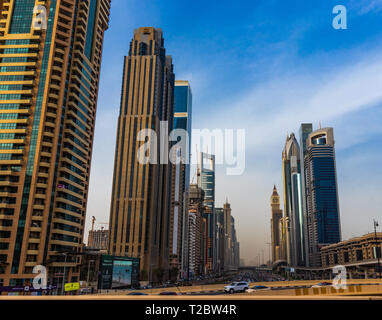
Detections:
373,220,381,279
61,253,68,296
87,260,95,291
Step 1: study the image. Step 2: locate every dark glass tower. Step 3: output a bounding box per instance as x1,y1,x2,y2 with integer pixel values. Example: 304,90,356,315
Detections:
305,128,341,267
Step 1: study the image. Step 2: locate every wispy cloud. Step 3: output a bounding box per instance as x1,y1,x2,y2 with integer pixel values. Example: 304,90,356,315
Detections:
351,0,382,15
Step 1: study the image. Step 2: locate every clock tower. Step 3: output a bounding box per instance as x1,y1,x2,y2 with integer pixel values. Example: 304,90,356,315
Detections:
270,185,283,263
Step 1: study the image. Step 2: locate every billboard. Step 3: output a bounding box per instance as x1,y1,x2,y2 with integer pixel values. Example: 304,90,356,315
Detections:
98,255,140,290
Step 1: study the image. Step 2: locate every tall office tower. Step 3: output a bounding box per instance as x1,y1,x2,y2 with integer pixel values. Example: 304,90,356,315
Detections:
215,208,224,274
282,133,305,267
108,27,175,282
299,123,313,267
0,0,111,288
305,128,341,267
270,185,283,262
231,216,240,270
185,184,204,277
197,152,215,273
223,200,232,271
169,80,192,275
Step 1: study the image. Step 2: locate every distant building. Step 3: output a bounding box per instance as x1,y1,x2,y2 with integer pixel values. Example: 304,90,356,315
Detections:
88,229,108,252
184,184,205,277
198,152,216,273
305,128,341,267
270,186,283,262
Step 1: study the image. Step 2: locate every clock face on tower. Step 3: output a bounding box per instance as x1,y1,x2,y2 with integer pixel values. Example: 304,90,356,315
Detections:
272,198,279,204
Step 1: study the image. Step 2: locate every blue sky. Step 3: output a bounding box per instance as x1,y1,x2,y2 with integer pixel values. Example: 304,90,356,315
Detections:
87,0,382,264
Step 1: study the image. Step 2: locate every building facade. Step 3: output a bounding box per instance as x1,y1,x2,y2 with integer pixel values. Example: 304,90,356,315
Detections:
305,128,341,267
299,123,313,267
168,80,192,275
108,27,175,283
321,233,382,269
282,133,305,267
0,0,111,289
87,228,108,252
197,152,216,273
185,184,204,278
270,185,283,262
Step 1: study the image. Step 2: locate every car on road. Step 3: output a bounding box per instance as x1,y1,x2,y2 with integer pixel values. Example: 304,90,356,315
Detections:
245,285,271,293
224,282,249,294
127,292,148,296
311,282,332,288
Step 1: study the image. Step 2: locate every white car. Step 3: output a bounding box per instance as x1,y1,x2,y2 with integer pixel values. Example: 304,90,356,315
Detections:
246,285,271,293
224,282,249,294
311,282,332,288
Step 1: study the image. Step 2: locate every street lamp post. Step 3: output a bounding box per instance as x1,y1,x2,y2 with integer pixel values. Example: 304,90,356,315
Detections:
61,253,68,296
87,260,94,292
373,220,381,279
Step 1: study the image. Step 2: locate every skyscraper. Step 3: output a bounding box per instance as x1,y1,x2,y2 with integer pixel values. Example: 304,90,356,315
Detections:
0,0,111,289
270,185,283,262
304,127,341,267
108,27,175,282
184,184,204,277
197,152,215,273
169,80,192,276
282,133,305,267
299,123,313,267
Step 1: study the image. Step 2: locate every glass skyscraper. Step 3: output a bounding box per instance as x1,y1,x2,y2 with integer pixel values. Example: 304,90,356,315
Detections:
305,127,341,267
169,80,192,274
282,134,305,267
198,152,215,273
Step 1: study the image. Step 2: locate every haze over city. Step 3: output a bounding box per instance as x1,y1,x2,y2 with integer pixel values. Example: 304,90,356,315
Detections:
86,0,382,265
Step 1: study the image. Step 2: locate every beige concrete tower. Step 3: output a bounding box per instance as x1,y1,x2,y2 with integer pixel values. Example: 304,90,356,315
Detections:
108,27,175,283
270,185,283,262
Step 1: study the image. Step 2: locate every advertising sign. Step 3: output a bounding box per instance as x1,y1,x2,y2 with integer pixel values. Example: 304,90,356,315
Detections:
64,282,80,292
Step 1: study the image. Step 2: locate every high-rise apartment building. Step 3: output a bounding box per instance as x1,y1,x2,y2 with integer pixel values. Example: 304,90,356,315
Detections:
108,27,175,283
168,80,192,275
304,127,341,267
282,133,305,267
270,185,283,262
197,152,215,273
0,0,111,289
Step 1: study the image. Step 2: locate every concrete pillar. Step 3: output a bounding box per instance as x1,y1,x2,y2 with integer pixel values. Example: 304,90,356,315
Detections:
364,270,368,279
